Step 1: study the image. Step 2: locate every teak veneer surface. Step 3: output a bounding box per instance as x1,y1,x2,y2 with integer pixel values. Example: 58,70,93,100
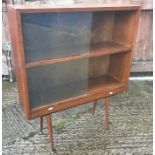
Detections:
8,4,140,12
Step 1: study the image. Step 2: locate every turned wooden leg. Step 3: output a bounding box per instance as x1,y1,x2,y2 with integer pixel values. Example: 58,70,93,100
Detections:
92,100,97,115
105,97,109,129
40,116,43,133
46,114,54,149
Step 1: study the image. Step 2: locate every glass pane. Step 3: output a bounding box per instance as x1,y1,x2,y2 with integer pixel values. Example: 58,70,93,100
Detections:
22,12,92,63
27,59,88,109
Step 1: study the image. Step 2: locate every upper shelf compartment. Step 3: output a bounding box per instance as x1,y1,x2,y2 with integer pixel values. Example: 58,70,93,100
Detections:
22,9,137,67
25,40,131,68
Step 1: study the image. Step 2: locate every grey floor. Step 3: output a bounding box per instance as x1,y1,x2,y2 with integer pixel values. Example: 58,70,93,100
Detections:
2,80,153,155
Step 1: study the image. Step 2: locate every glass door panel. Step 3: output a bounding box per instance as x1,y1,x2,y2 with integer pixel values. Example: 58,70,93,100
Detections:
27,59,89,109
22,12,92,63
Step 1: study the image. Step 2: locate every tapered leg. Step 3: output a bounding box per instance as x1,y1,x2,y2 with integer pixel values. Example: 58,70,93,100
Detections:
105,97,109,129
46,114,54,149
40,116,43,133
92,100,97,115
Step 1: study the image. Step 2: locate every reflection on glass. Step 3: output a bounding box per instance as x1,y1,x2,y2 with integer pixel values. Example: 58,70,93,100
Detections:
22,12,92,63
27,59,89,109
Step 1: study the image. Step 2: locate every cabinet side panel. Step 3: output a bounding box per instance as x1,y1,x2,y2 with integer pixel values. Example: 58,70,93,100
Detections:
8,7,31,119
109,10,140,85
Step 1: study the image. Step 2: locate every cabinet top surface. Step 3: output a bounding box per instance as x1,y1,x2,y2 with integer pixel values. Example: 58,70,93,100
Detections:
8,4,141,12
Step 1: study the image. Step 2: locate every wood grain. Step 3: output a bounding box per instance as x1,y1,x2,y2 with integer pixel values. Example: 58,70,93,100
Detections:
131,60,153,72
2,12,10,43
74,0,152,10
91,12,114,43
134,10,153,61
8,7,31,119
88,55,110,78
8,4,140,13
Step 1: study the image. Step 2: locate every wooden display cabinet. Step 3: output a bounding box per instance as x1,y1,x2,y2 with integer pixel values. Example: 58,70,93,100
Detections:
8,4,140,149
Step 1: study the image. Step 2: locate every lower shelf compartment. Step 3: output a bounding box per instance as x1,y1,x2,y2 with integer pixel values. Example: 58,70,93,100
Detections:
31,75,126,119
88,75,125,94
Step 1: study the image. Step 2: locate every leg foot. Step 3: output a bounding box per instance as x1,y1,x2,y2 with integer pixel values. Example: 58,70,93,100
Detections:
46,114,54,149
105,97,109,130
92,100,97,115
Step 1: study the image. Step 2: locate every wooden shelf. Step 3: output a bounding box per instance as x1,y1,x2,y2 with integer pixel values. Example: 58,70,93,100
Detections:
88,75,125,95
25,41,131,68
90,41,130,55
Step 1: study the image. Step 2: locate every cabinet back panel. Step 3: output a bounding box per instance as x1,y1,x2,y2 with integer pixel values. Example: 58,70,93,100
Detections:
22,12,92,63
27,59,89,109
89,56,110,78
91,12,114,44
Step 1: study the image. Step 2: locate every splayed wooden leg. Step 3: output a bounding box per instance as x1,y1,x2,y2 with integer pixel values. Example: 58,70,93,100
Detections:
92,100,97,115
40,116,43,133
46,114,54,150
105,97,109,129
